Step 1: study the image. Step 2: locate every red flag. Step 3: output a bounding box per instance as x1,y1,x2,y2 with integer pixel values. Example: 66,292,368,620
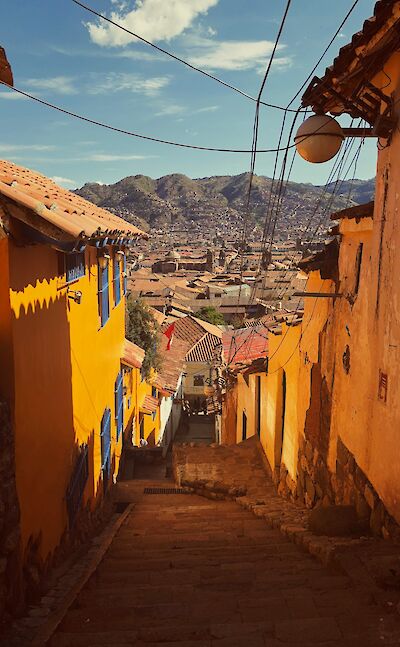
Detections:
164,322,175,350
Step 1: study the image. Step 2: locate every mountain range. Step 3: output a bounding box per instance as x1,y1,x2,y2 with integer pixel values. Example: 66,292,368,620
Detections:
75,173,375,237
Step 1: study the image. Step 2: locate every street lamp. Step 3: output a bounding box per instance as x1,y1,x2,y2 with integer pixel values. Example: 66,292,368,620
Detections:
294,114,344,163
294,114,381,164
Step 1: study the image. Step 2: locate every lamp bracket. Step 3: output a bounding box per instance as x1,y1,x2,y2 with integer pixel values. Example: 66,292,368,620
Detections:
303,76,397,139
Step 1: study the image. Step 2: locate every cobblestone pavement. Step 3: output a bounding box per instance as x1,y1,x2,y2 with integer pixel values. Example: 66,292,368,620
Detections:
5,438,400,646
32,485,400,645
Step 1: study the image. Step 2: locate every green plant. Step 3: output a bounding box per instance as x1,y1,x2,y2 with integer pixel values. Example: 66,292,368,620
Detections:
126,298,162,378
195,306,224,326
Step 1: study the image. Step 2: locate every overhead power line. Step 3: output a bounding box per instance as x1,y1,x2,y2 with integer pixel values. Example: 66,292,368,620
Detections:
71,0,302,114
287,0,360,107
229,0,293,364
0,82,301,154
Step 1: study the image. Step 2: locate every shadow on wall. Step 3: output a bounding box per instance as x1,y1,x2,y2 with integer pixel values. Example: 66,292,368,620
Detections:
0,401,24,622
9,247,78,605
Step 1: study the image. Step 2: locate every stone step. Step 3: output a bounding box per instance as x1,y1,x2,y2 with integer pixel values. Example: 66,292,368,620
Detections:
58,600,243,633
89,550,305,574
51,619,275,646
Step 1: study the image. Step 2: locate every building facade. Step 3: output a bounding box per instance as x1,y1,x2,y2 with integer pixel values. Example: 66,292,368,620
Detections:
0,161,148,616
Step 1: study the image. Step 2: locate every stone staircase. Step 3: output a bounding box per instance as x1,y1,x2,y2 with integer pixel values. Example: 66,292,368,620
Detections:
47,487,399,646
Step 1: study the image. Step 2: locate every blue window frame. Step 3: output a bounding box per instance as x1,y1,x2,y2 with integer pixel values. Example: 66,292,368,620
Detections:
98,259,110,327
115,371,124,441
123,253,128,296
100,408,112,478
114,256,121,306
65,252,85,283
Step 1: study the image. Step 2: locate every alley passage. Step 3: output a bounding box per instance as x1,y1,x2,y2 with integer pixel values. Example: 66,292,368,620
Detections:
49,488,397,646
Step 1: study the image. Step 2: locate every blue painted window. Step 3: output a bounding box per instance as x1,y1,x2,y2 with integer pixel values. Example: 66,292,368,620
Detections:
98,260,109,327
100,408,112,478
123,253,128,296
114,256,121,306
66,444,89,527
65,252,85,283
115,371,124,441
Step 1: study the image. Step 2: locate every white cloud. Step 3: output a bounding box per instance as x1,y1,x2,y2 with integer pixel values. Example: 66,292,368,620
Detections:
86,0,219,47
187,38,291,72
84,153,156,161
51,44,163,63
24,76,76,95
0,144,55,152
87,72,170,96
195,105,219,113
0,90,27,100
51,176,77,187
154,104,186,117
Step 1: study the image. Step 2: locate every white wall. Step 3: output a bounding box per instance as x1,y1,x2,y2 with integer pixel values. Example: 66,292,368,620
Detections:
159,374,184,448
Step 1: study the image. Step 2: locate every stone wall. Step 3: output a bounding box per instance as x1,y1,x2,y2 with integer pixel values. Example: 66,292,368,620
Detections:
0,401,23,623
275,432,400,541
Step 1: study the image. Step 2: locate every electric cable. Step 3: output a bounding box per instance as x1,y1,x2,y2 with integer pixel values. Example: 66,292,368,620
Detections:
71,0,301,114
228,0,293,363
0,81,309,154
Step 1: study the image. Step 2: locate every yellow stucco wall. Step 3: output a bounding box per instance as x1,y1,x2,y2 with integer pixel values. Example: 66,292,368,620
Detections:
7,241,128,559
136,372,161,445
329,51,400,522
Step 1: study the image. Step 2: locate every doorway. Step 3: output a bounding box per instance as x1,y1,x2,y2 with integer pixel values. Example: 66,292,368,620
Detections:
275,370,286,466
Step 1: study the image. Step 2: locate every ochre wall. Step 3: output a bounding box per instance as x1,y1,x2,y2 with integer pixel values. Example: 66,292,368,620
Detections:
235,373,256,443
8,242,127,559
136,373,161,445
331,52,400,524
0,238,14,401
221,383,238,445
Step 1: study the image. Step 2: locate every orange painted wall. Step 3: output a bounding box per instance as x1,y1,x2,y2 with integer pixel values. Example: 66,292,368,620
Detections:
0,238,14,402
8,241,127,560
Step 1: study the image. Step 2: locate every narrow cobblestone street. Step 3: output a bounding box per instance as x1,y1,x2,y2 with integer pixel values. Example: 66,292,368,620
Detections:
42,483,400,646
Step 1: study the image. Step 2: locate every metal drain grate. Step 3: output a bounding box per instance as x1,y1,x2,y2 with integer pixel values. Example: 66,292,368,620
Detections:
143,487,189,495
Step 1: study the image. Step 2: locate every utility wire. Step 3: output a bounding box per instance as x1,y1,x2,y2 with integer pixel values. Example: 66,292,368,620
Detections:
229,0,293,364
245,0,362,310
71,0,301,114
286,0,360,107
0,82,302,154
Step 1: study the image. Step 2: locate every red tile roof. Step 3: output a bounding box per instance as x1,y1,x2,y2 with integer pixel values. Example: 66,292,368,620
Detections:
121,339,145,369
153,335,189,394
302,1,400,117
223,326,268,367
164,316,222,363
0,160,148,241
140,394,158,414
0,48,13,86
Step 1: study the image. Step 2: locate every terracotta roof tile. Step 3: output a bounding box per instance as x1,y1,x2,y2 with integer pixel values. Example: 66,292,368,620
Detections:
140,394,158,414
121,339,145,369
223,326,268,366
302,1,400,117
330,201,374,221
153,336,189,394
0,160,148,241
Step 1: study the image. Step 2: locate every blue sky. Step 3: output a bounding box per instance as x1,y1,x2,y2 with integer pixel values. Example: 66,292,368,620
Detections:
1,0,378,188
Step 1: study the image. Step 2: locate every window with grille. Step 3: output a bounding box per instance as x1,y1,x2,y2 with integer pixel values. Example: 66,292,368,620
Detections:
98,259,110,327
66,444,89,527
65,252,85,283
115,371,124,441
114,256,121,307
194,374,204,387
101,408,112,478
